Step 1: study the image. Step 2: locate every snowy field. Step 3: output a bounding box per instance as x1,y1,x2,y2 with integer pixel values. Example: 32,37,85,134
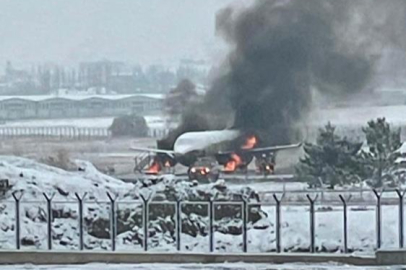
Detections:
3,104,406,129
0,264,403,270
0,137,157,176
235,181,304,194
2,201,402,253
0,116,169,140
0,117,115,128
0,156,405,254
0,116,167,129
309,105,406,127
3,104,406,144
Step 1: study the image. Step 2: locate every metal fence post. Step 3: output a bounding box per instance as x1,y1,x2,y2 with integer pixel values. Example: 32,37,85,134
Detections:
360,187,364,200
273,193,285,253
12,191,23,250
106,192,118,251
176,198,182,251
140,194,150,251
339,194,351,253
395,189,405,248
306,194,318,253
75,192,87,250
242,198,248,253
209,198,214,252
373,189,383,249
43,193,55,250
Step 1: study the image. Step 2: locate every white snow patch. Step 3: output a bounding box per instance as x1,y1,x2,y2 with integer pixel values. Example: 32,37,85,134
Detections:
0,155,134,201
310,105,406,126
1,116,167,129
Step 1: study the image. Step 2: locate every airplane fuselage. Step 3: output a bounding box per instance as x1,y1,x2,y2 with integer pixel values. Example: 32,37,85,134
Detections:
173,130,241,154
171,130,242,166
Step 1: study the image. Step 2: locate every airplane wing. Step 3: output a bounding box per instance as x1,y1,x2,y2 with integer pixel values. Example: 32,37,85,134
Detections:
244,142,303,154
129,146,176,158
217,142,302,155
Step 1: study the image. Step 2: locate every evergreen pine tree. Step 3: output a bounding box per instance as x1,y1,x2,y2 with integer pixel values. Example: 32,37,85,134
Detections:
360,118,402,188
297,123,362,189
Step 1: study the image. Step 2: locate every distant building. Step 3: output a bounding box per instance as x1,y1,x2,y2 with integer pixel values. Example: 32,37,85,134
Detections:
0,94,163,120
4,61,31,83
78,61,123,90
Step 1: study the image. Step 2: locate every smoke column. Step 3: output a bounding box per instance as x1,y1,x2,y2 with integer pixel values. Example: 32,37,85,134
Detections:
160,0,406,149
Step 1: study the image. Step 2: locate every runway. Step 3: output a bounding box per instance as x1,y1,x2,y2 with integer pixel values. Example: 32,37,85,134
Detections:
116,171,297,184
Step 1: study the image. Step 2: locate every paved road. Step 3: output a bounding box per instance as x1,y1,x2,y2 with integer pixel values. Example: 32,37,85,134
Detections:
117,172,296,183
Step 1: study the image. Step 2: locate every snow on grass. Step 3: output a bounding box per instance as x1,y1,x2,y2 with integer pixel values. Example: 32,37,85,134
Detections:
0,116,167,129
108,204,402,253
309,105,406,126
0,155,134,201
1,118,115,128
0,156,140,251
0,156,404,254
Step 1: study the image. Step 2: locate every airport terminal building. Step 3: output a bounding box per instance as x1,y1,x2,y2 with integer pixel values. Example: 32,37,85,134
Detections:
0,94,164,120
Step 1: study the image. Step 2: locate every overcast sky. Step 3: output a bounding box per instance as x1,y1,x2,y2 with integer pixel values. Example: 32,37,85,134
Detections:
0,0,237,69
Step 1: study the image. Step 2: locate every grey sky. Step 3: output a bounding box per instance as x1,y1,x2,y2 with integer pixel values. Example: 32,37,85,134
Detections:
0,0,236,68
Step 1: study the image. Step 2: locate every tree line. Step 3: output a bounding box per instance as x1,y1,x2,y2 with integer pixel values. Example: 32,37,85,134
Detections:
297,118,406,189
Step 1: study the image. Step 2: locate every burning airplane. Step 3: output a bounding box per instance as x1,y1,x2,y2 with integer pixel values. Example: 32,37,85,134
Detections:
131,129,301,181
134,0,406,181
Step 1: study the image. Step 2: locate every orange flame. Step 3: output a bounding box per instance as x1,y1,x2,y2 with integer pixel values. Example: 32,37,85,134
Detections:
242,135,257,149
224,160,236,172
146,161,160,174
223,153,243,172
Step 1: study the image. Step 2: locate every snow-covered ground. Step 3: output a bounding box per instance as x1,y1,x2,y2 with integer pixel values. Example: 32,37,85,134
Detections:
310,105,406,127
0,116,170,140
6,104,406,129
3,104,406,143
226,181,307,193
0,116,167,129
1,118,114,128
0,156,404,254
0,263,398,270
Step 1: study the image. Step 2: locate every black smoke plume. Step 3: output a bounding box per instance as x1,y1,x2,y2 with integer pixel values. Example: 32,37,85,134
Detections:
160,0,406,149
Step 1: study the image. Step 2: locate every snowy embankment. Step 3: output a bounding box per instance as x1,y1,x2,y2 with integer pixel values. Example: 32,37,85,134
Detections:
0,156,403,253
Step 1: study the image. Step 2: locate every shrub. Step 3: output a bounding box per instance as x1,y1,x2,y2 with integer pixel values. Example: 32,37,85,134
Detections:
109,114,148,137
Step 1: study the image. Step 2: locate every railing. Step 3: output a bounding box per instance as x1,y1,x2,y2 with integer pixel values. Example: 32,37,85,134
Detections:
0,126,169,140
261,188,373,203
0,189,405,253
0,126,110,140
147,128,169,139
